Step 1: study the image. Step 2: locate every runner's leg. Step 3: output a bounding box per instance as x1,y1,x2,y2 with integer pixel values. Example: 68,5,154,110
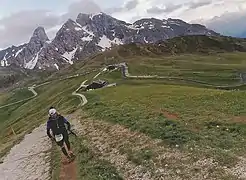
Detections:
57,140,69,157
64,132,71,150
64,131,75,156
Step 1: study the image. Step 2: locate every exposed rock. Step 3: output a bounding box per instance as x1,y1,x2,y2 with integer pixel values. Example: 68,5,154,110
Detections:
0,12,219,71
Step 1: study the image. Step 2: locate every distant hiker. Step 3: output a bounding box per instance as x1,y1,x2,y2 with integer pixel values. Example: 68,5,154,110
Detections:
46,107,75,162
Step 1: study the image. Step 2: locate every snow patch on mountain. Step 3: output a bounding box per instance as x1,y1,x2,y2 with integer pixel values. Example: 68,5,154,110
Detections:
15,48,24,57
144,37,148,43
126,24,139,30
54,63,59,70
62,47,78,64
25,52,39,69
81,36,93,41
75,27,82,31
0,13,219,71
98,35,112,51
82,26,94,37
0,52,10,67
169,21,181,26
0,59,9,66
98,35,123,51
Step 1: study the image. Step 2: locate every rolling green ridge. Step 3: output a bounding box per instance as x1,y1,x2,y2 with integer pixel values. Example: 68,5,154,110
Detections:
1,35,246,179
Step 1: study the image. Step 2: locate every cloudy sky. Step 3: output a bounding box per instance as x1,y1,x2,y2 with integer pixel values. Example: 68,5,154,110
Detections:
0,0,245,49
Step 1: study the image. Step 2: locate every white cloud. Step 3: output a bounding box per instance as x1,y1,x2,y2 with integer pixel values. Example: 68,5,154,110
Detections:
0,10,60,48
111,0,246,23
111,0,246,37
0,0,102,48
46,25,63,40
65,0,101,19
204,11,246,37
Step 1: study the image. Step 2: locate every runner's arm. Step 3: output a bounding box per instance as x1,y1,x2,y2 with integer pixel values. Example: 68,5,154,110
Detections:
63,117,71,130
46,121,53,138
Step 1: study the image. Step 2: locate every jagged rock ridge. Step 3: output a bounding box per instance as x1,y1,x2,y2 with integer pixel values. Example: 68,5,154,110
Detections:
0,12,219,70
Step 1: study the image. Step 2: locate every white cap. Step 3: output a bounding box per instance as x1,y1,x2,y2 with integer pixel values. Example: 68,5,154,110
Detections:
49,108,57,116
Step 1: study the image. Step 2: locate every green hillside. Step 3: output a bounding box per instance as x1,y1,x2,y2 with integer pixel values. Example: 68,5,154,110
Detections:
1,35,246,179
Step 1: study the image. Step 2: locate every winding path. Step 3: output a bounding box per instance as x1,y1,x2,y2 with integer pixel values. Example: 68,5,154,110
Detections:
0,71,95,109
69,63,246,180
58,68,108,180
0,85,38,109
0,71,97,180
70,68,108,106
72,80,88,106
117,62,245,89
0,62,245,180
0,61,243,110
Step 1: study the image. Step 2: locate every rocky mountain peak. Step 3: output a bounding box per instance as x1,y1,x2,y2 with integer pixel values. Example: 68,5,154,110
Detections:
58,19,78,33
65,19,76,26
0,12,220,71
30,26,49,44
134,18,162,24
76,13,91,26
91,12,127,25
167,18,188,25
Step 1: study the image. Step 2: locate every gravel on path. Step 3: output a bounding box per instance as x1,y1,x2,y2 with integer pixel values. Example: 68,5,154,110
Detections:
0,124,52,180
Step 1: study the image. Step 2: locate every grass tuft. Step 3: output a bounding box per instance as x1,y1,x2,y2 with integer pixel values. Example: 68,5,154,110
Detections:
72,137,123,180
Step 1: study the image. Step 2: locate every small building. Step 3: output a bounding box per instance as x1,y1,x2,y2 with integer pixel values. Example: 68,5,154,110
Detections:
85,80,108,91
107,65,117,71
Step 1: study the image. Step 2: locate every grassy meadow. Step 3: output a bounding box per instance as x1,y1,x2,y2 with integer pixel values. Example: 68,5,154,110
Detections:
1,46,246,179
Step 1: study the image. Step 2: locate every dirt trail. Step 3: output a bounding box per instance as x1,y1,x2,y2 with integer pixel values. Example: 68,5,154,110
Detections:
68,66,233,179
1,62,245,180
60,156,77,180
0,124,51,180
57,79,90,180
